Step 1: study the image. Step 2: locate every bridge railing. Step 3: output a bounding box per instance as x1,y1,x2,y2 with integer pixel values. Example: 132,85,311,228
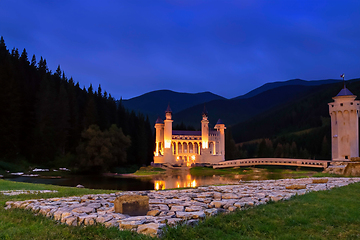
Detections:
213,158,330,169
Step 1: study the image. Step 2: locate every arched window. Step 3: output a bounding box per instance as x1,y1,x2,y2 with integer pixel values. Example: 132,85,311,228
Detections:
178,142,182,154
189,142,193,153
183,142,188,153
172,142,176,155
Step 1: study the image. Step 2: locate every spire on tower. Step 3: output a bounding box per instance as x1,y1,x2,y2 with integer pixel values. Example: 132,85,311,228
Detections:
202,105,208,117
165,103,172,113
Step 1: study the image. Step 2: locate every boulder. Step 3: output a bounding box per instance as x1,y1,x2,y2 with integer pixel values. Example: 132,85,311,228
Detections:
114,194,149,216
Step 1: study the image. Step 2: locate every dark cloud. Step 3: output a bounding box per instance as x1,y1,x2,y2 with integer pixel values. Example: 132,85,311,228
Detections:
1,0,359,99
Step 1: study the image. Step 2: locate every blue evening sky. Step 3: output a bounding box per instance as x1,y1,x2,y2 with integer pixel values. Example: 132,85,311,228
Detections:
0,0,359,99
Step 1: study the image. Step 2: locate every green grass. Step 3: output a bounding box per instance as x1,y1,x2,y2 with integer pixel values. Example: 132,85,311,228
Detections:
2,179,360,239
163,182,360,239
189,166,253,177
133,166,166,176
0,180,151,240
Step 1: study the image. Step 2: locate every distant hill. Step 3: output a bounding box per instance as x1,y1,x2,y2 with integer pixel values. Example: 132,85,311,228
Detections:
122,90,226,124
233,79,342,100
173,85,318,128
230,79,360,143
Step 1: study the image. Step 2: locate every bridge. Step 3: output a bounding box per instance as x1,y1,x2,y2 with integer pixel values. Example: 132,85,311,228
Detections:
213,158,330,169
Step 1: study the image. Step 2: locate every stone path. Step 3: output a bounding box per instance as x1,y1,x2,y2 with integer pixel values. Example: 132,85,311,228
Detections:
4,177,360,237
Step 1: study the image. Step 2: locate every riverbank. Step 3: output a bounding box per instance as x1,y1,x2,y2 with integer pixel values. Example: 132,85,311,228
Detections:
3,177,360,238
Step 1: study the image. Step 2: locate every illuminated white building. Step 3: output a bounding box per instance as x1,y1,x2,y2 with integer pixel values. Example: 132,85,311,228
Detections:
154,105,226,166
328,86,360,161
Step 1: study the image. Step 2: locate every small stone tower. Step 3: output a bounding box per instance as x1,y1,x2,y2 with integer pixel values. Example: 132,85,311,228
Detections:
154,117,164,156
328,86,360,161
201,106,209,150
214,119,226,159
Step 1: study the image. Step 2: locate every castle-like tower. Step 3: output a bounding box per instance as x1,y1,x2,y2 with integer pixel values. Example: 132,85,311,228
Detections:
153,105,226,166
328,86,360,161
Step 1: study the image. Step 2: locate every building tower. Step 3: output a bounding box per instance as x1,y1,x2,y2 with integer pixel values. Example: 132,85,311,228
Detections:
154,117,164,156
328,86,360,161
214,119,226,160
201,106,209,150
163,104,174,163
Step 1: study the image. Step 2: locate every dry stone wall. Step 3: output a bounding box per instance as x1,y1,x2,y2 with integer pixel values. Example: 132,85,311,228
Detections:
4,178,360,237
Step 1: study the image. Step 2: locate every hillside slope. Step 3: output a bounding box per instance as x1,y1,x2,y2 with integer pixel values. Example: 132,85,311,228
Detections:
231,79,360,143
233,79,341,100
173,85,318,128
122,90,225,124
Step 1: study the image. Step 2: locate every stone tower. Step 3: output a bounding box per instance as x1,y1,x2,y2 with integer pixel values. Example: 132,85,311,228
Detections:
328,86,360,161
214,119,226,159
201,106,209,150
163,104,174,163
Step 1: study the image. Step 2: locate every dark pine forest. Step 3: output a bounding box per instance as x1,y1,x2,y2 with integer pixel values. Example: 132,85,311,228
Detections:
0,37,153,173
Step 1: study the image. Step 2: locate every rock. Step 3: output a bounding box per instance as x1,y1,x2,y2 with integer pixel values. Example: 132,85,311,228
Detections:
185,206,204,212
147,209,160,216
64,216,77,226
222,193,240,199
76,184,84,188
60,212,72,222
97,215,113,224
137,223,166,237
212,192,221,200
72,207,94,214
166,218,184,226
104,219,119,228
119,219,145,230
176,211,205,220
312,179,328,184
210,201,225,208
114,194,149,216
228,206,237,212
204,208,218,216
170,205,184,212
285,184,306,190
87,203,101,209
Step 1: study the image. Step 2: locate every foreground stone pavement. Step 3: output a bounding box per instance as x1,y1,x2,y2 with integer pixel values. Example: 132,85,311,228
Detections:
5,178,360,237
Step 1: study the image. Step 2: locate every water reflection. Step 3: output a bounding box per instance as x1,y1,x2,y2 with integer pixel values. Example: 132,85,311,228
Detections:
153,174,238,190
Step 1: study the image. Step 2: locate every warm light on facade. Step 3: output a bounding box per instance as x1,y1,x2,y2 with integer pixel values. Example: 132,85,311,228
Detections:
202,141,208,149
154,181,165,190
191,155,195,161
164,140,171,148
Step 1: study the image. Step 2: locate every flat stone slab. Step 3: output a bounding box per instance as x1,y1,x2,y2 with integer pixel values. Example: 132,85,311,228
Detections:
114,194,149,216
4,177,360,237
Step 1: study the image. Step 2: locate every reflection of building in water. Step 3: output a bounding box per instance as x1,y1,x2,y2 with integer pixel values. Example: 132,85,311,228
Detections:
153,174,239,190
154,174,197,190
153,105,226,166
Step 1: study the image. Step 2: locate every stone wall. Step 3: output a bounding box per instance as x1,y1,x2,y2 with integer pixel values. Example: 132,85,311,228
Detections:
4,177,360,237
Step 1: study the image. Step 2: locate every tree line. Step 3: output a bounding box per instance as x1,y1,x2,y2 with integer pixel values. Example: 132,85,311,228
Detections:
0,36,153,172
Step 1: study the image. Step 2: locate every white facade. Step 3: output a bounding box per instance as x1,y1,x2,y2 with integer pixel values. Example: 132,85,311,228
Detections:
328,87,360,161
154,106,226,166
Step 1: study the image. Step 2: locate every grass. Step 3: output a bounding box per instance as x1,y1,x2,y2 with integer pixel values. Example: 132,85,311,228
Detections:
133,166,166,176
2,178,360,239
163,182,360,239
0,180,151,240
189,166,253,177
